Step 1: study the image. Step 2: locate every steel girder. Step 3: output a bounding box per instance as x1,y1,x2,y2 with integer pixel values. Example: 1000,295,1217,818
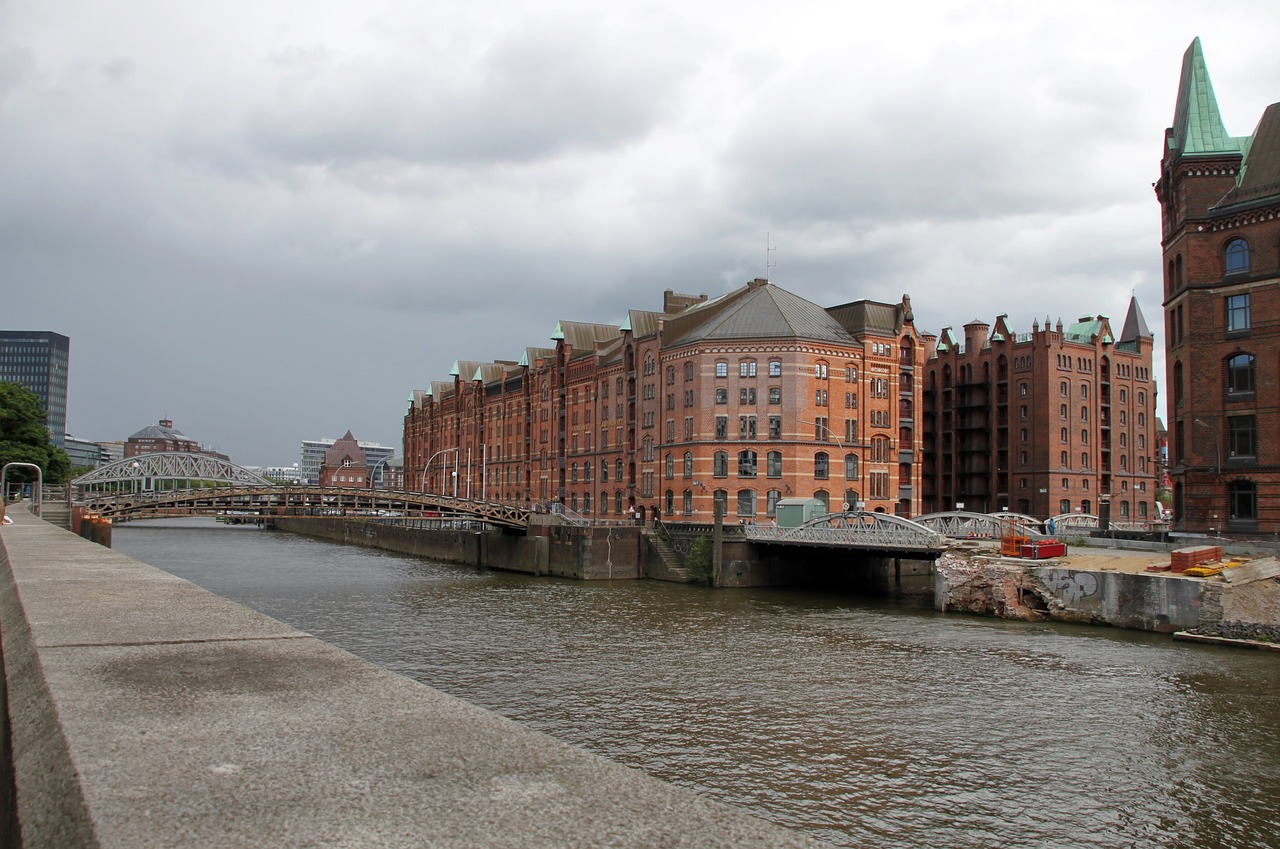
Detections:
72,453,273,488
77,486,531,530
914,510,1048,539
743,511,947,553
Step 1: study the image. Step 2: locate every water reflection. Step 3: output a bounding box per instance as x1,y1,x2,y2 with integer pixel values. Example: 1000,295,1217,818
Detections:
115,520,1280,849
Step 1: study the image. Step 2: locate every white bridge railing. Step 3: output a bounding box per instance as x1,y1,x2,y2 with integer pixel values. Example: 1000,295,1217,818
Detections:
743,511,947,552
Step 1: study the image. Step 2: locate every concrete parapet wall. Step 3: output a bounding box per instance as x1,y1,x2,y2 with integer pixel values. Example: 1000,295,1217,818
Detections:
0,506,818,848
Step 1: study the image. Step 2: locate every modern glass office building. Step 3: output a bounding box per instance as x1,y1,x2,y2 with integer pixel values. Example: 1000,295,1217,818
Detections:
0,330,70,448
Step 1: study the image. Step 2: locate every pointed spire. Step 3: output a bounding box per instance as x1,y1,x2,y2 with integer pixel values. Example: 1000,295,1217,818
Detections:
1119,295,1152,343
1170,38,1243,156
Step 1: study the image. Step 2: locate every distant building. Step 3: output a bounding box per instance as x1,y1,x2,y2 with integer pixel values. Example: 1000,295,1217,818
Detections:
0,330,70,448
920,303,1158,522
98,442,125,464
124,419,228,461
381,454,405,490
300,437,395,485
63,435,108,469
319,431,369,488
247,465,304,484
1156,39,1280,535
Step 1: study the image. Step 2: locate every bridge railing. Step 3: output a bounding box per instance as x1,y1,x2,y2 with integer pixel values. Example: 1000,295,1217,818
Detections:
743,511,947,552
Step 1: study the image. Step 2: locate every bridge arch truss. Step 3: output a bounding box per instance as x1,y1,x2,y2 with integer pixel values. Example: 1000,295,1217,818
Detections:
742,511,947,554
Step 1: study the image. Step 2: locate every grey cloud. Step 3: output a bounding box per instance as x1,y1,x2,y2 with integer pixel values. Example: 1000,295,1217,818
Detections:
236,12,708,170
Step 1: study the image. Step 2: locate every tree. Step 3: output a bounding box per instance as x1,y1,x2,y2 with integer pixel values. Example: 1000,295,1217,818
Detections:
0,381,71,485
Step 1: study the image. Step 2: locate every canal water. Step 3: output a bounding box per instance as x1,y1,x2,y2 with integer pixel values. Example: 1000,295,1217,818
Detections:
114,519,1280,849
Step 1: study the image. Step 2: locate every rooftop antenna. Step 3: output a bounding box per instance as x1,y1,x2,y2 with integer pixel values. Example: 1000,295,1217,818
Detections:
765,232,777,281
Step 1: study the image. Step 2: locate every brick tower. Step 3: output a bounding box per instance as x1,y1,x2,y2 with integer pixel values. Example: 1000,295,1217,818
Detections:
1155,38,1280,535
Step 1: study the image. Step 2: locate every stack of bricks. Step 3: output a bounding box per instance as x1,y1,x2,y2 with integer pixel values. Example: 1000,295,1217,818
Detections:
1171,545,1223,573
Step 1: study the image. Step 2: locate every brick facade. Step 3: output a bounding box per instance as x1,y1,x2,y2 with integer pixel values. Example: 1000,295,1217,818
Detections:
920,309,1158,521
404,280,924,523
1156,40,1280,535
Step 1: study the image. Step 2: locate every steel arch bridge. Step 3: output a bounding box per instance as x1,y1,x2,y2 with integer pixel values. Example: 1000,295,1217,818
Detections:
914,510,1052,539
71,454,531,529
73,453,275,490
742,511,948,554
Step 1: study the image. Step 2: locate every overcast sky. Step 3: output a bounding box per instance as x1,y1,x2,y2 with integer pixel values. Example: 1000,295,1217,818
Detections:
3,0,1277,466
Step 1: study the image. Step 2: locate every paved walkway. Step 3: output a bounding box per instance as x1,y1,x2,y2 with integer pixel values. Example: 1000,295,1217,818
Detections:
0,506,818,849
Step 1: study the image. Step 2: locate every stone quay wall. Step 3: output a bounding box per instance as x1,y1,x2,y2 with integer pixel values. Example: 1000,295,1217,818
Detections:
934,552,1280,635
0,505,819,849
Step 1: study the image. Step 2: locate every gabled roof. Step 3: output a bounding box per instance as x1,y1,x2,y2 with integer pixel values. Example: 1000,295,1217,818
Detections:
624,309,663,340
551,320,622,356
323,430,367,467
518,346,556,368
826,299,902,338
664,279,857,347
1214,102,1280,211
1065,316,1113,346
1169,38,1246,157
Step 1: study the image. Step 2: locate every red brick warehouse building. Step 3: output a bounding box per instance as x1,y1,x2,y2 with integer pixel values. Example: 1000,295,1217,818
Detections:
919,304,1158,522
1156,39,1280,535
404,279,924,523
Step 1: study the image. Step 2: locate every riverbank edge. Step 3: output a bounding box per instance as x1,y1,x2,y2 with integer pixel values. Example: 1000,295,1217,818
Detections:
0,506,820,849
934,551,1280,640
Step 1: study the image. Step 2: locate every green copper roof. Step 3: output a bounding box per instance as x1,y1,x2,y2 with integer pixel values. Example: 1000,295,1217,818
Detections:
1169,38,1245,156
619,314,632,332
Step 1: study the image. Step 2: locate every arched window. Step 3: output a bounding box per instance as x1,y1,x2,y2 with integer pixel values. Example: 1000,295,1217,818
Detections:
1227,353,1255,395
601,490,609,513
844,453,859,480
738,450,757,477
683,490,693,514
713,451,728,477
1175,254,1183,288
813,490,829,513
767,451,782,478
814,452,830,479
683,452,693,478
713,489,728,515
766,489,782,516
664,454,674,479
1224,238,1250,275
570,462,578,483
737,489,756,516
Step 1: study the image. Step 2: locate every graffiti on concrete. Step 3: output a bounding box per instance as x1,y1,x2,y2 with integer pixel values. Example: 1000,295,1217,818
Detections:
1039,569,1100,606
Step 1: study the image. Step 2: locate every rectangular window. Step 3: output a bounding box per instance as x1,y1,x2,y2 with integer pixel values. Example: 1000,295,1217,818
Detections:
1226,294,1251,332
769,416,782,439
1229,415,1256,458
715,416,728,439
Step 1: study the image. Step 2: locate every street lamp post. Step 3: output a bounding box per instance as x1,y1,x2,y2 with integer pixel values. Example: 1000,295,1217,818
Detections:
421,448,460,497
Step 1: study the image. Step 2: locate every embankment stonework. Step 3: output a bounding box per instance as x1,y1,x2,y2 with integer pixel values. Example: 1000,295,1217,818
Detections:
1,506,819,848
935,551,1280,635
275,517,646,580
